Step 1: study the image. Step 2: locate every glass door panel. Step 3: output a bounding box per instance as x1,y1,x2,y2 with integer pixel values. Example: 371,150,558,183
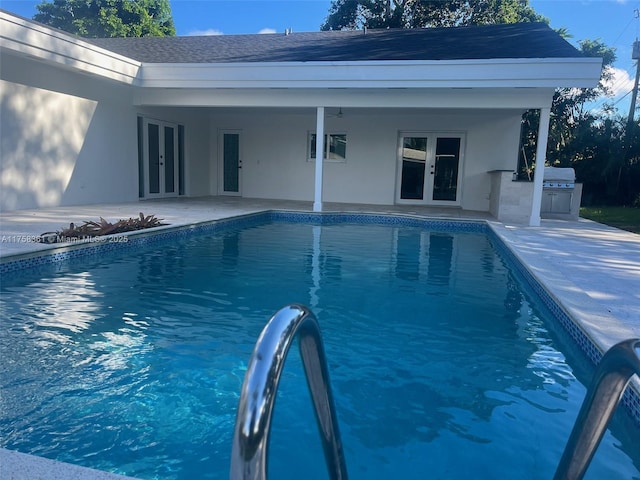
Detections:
400,137,428,200
143,119,179,198
220,131,241,195
432,137,461,201
164,125,176,194
396,132,464,205
147,123,160,195
223,133,239,192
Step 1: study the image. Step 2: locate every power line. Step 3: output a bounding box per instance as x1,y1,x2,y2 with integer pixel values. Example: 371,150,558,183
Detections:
595,5,640,114
565,4,640,116
614,16,635,45
590,89,634,116
613,89,633,106
590,67,635,112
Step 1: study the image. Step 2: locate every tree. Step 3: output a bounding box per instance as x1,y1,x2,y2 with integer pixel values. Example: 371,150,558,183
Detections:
517,40,636,204
33,0,175,38
518,39,640,206
543,40,615,167
321,0,546,31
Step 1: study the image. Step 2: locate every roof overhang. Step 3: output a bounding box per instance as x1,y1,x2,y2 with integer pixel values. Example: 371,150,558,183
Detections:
135,57,603,90
0,11,140,84
1,10,603,108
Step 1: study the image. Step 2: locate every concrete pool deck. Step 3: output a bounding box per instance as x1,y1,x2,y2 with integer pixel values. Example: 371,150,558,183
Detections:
1,196,639,479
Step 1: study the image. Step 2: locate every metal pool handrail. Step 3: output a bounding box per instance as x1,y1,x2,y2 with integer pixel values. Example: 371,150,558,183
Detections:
229,304,348,480
554,338,640,480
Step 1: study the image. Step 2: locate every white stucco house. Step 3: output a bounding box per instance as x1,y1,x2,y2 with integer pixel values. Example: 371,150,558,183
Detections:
0,11,602,225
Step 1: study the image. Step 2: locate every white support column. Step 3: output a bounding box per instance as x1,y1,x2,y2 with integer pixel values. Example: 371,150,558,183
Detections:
313,107,325,212
529,107,551,227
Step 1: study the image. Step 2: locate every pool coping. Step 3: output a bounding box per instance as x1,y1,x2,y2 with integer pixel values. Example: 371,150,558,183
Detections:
1,209,639,479
0,448,138,480
487,220,640,425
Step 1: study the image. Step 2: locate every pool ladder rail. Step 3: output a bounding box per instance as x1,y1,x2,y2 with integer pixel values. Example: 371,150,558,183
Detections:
230,304,640,480
554,337,640,480
229,304,348,480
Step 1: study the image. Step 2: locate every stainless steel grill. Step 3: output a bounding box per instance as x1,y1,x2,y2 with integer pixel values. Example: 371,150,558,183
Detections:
543,180,575,189
542,167,576,216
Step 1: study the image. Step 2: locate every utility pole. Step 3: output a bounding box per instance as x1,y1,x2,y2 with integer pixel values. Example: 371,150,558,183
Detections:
628,9,640,133
621,19,640,200
627,40,640,133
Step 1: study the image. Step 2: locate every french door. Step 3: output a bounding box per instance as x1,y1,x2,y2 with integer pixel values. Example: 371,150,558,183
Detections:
218,130,242,196
396,132,465,205
143,119,179,198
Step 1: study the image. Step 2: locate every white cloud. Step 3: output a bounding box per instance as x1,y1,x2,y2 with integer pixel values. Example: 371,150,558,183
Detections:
187,28,224,36
588,67,635,116
604,66,635,97
258,28,276,34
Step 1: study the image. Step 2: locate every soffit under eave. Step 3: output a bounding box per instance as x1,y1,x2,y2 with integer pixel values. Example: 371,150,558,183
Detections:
132,86,556,110
132,57,603,90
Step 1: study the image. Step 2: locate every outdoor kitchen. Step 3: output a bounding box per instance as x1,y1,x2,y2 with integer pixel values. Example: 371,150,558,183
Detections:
489,167,583,224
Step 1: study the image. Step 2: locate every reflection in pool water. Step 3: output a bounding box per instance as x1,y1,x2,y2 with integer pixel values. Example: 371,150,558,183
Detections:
1,220,638,479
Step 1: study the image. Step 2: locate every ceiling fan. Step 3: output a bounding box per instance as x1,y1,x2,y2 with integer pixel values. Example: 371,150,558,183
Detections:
327,107,344,118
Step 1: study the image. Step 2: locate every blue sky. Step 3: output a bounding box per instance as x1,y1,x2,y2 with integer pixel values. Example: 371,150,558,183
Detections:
2,0,639,115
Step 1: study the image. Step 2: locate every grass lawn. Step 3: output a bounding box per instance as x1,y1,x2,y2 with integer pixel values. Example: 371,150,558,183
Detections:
580,206,640,234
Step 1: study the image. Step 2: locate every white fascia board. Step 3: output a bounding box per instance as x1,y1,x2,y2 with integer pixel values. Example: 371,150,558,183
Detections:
136,57,603,89
0,11,140,84
134,87,556,110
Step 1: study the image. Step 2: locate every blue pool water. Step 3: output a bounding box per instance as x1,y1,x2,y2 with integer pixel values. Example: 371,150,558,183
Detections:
1,218,639,479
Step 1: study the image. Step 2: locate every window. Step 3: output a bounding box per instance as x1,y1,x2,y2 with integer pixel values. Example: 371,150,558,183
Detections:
308,133,347,162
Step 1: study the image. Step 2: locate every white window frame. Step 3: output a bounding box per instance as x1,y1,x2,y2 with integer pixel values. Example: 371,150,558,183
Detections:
307,132,347,162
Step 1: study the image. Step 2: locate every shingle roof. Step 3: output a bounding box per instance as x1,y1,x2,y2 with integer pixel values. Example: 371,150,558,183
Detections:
87,22,581,64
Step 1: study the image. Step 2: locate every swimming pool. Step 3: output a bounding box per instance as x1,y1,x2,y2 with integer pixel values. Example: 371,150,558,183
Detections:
1,213,639,479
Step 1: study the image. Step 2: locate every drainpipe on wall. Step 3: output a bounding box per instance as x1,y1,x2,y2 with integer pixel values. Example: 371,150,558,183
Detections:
313,107,325,212
529,107,551,227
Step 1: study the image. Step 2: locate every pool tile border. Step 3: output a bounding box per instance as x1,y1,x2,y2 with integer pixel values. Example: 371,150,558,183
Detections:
485,226,640,427
1,210,639,427
0,212,267,275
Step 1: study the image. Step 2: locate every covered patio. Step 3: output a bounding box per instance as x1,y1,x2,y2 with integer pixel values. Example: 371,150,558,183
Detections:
1,14,602,226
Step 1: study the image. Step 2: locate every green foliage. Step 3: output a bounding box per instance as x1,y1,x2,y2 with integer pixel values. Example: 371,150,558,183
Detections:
33,0,175,37
580,206,640,234
321,0,546,30
39,212,167,243
518,39,640,206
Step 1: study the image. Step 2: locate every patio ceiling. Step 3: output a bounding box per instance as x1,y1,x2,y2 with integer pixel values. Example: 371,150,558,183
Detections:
132,86,558,110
